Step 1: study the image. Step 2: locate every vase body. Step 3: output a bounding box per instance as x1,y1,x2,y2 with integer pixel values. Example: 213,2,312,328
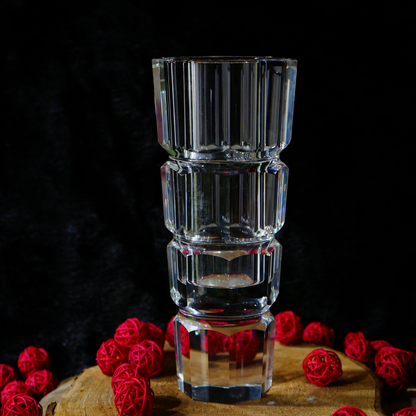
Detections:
152,56,297,403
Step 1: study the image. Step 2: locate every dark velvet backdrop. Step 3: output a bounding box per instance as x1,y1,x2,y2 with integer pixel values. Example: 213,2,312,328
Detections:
1,0,415,381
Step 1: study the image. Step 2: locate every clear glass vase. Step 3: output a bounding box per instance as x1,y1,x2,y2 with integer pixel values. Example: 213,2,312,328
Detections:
152,56,297,403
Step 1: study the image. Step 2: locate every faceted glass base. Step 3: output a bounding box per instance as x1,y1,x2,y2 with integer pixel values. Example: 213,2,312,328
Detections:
173,312,276,403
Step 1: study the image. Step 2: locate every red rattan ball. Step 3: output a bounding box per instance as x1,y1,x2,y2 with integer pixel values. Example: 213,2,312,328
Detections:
17,346,51,378
344,332,374,365
0,364,17,392
1,394,42,416
141,322,165,350
375,347,412,397
114,376,155,416
393,408,416,416
25,370,59,399
302,321,335,347
111,364,150,394
370,340,392,354
228,330,259,364
302,348,343,386
330,406,367,416
275,311,303,345
205,331,227,358
128,340,165,377
179,323,190,358
165,316,175,348
114,318,148,348
1,380,34,405
96,338,130,376
375,347,414,376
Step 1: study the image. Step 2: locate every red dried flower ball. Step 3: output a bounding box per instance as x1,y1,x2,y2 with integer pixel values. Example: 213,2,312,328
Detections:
114,376,155,416
96,338,130,376
344,332,374,365
18,346,51,378
275,311,303,345
1,380,34,405
111,364,150,394
330,406,367,416
2,394,42,416
302,348,343,386
114,318,148,348
228,330,259,364
0,364,17,392
128,340,165,377
393,408,416,416
25,370,59,399
375,347,412,397
165,316,175,348
302,321,335,347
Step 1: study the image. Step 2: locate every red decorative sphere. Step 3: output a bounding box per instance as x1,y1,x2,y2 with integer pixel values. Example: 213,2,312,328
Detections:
205,331,227,358
1,394,42,416
228,330,259,364
330,406,367,415
114,376,155,416
302,348,343,386
25,370,59,399
370,340,392,353
17,346,51,378
179,323,190,358
111,364,150,394
165,316,175,348
114,318,147,348
275,311,303,345
96,338,130,376
302,321,335,347
375,347,414,376
1,380,33,405
0,364,17,392
344,332,374,365
128,340,165,377
141,322,165,350
393,408,416,416
375,347,412,397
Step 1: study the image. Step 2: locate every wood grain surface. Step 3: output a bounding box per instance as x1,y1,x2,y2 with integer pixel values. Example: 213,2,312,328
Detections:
41,342,387,416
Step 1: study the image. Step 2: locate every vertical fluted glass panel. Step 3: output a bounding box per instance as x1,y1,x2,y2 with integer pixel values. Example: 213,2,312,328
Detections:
161,159,288,243
167,238,281,317
153,56,297,160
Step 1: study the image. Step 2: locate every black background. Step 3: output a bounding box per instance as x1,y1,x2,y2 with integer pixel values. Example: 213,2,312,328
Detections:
1,0,415,382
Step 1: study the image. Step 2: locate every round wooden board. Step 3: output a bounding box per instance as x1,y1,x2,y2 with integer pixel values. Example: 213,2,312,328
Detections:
41,342,387,416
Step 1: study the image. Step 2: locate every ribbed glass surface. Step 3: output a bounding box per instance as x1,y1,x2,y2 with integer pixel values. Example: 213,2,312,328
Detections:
161,159,288,243
153,56,297,160
167,238,281,317
174,312,276,403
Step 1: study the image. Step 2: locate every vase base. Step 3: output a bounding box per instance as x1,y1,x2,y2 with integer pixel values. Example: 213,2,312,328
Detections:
178,379,272,403
173,312,275,403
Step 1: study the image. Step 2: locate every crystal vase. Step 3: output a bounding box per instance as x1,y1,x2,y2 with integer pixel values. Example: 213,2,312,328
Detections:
152,56,297,403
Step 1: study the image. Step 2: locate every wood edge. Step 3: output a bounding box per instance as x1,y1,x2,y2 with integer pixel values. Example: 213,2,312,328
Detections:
279,342,387,416
45,402,56,416
329,347,386,416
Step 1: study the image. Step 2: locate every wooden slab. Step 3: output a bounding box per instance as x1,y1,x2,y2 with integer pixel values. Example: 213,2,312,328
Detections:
41,342,386,416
